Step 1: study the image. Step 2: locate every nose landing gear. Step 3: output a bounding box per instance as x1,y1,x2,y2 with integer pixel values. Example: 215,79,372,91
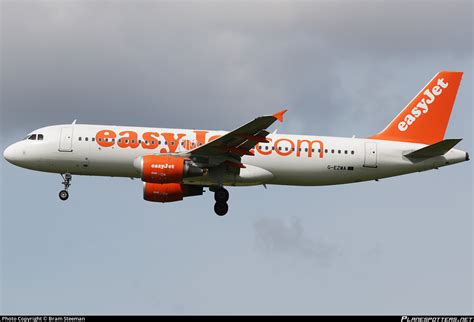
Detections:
59,190,69,201
213,187,229,216
59,173,72,201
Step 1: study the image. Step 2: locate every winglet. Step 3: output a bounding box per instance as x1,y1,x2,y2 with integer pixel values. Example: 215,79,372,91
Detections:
273,109,288,122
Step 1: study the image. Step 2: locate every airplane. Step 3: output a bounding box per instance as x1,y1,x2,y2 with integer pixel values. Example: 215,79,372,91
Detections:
3,71,469,216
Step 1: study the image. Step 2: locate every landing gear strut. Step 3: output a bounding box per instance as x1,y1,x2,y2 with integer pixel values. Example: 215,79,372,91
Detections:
213,187,229,216
59,173,72,201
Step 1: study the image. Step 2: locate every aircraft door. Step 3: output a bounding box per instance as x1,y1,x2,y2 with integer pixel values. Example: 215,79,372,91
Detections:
364,142,377,168
59,127,74,152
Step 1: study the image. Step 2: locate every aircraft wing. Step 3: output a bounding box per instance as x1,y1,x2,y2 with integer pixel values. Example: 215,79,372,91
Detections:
185,109,287,167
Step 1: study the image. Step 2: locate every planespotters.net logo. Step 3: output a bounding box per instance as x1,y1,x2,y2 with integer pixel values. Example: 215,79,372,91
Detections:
398,78,449,132
402,317,474,322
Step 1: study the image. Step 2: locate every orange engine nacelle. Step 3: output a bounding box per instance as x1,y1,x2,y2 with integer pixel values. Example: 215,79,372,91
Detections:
143,183,203,203
134,155,203,184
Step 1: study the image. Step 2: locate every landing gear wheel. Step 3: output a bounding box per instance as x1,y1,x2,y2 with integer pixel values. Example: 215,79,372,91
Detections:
59,173,72,201
214,202,229,216
59,190,69,201
214,188,229,203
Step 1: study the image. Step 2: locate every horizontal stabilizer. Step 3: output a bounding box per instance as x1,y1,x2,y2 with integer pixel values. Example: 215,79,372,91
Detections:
404,138,462,159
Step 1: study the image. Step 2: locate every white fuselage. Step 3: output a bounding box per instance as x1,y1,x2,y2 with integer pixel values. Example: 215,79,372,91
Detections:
3,124,468,187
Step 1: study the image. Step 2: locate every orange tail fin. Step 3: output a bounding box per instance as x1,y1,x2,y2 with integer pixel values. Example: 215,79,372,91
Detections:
370,71,463,145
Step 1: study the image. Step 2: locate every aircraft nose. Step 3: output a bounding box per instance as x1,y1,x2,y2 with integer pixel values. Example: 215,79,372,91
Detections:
3,143,21,164
4,145,13,162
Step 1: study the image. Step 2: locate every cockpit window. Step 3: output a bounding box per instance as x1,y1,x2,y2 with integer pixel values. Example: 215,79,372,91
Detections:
25,134,44,141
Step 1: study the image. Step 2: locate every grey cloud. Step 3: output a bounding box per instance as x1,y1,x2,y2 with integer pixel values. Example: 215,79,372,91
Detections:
294,1,473,57
1,1,472,139
254,216,340,266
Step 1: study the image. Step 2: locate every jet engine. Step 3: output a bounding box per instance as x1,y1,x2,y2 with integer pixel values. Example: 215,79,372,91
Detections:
143,183,203,203
134,155,203,184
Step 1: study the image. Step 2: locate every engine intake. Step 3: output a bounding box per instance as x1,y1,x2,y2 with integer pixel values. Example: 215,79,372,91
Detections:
134,155,203,183
143,183,203,203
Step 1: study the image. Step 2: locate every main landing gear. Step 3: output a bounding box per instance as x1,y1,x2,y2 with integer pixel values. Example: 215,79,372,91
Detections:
59,173,72,201
213,187,229,216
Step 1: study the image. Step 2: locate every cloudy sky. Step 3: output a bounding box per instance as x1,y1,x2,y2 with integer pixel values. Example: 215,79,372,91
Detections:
1,0,472,314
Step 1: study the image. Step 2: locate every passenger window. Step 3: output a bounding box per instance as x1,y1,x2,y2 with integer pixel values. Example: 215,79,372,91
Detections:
318,149,321,153
265,146,269,150
331,149,334,153
312,149,314,153
324,149,328,153
278,147,282,151
131,140,135,144
79,137,82,141
338,150,341,154
351,151,355,155
98,138,102,142
151,141,155,144
158,141,161,145
285,147,288,151
92,137,95,142
38,134,44,140
344,150,347,154
305,148,308,152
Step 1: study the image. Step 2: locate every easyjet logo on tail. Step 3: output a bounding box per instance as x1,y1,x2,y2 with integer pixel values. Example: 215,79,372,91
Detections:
398,78,449,132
